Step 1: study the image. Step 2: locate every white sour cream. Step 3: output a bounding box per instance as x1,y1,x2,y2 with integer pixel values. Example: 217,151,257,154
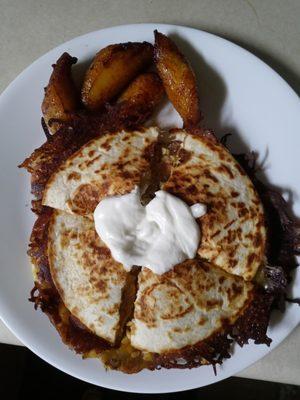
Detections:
93,187,206,274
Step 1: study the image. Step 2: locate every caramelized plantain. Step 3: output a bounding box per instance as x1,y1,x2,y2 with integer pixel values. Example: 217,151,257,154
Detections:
81,42,153,111
154,31,201,128
118,71,164,108
42,53,79,134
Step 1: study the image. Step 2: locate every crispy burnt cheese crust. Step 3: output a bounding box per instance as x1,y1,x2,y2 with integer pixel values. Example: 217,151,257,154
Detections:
22,122,298,374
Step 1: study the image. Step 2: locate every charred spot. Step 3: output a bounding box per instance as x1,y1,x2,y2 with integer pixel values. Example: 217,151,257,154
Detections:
231,191,239,198
200,263,209,273
252,198,261,206
86,155,101,167
227,283,243,301
206,299,223,309
236,202,248,218
67,171,81,181
121,170,132,179
222,164,234,179
102,140,112,151
229,258,238,269
203,170,219,183
173,327,183,333
100,266,108,274
217,164,234,179
178,148,192,164
256,216,265,229
238,207,248,218
247,253,256,269
236,227,242,240
90,245,111,260
187,184,197,195
122,134,130,142
71,183,102,214
218,276,225,284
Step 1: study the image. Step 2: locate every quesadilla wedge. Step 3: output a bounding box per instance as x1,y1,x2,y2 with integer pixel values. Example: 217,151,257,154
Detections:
162,129,266,280
42,127,159,216
47,210,137,345
129,259,254,353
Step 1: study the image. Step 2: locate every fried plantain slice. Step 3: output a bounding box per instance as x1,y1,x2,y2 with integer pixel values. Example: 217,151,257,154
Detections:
81,42,153,111
42,53,79,134
154,31,201,128
117,71,164,109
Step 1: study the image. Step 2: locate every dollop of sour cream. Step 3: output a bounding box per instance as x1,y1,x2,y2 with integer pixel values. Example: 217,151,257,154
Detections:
94,187,206,274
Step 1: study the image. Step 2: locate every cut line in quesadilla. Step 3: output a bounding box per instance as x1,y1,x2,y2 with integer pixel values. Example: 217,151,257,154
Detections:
48,210,137,345
43,126,266,281
130,259,254,353
28,208,111,355
162,129,266,281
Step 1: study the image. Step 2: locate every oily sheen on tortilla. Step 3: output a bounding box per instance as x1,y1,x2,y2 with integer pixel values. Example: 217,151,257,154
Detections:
42,127,159,216
47,210,135,345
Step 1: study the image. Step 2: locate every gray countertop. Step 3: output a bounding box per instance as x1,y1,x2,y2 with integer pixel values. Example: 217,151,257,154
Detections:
0,0,299,386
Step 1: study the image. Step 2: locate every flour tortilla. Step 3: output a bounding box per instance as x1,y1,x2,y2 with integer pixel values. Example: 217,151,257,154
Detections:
130,259,254,353
162,130,266,280
43,127,159,216
47,210,131,344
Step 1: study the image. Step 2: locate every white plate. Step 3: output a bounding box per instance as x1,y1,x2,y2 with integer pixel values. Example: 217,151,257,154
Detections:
0,23,299,393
